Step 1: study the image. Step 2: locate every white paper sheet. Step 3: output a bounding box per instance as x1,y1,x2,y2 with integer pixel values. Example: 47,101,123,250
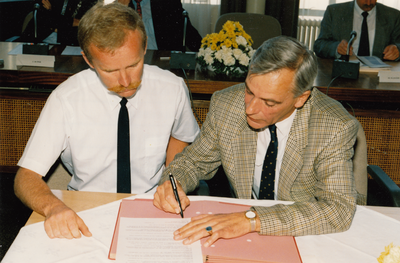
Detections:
116,217,203,263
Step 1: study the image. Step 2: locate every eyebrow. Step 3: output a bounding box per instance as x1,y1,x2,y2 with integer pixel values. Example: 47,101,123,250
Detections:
101,59,141,72
244,81,282,105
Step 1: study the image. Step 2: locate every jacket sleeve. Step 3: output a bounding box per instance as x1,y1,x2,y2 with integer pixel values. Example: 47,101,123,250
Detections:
313,5,341,59
159,90,224,192
253,117,358,236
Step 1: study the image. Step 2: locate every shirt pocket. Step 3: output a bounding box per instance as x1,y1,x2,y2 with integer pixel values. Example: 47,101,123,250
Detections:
144,136,169,175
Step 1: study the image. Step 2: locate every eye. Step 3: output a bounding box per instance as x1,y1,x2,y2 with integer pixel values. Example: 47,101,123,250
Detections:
264,101,276,107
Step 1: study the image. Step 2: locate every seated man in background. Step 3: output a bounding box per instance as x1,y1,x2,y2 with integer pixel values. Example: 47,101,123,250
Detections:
41,0,98,45
154,36,358,247
14,2,199,239
314,0,400,61
118,0,202,51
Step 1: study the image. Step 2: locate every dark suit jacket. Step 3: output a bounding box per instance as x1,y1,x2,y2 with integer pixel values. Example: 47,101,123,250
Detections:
162,84,358,236
314,2,400,60
130,0,202,51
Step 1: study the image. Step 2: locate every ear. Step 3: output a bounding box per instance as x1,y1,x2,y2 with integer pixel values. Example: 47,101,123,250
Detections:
81,51,94,69
294,90,311,109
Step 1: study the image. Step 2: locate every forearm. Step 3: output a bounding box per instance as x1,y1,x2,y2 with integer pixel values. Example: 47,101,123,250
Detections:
253,195,356,236
165,136,189,167
14,167,66,217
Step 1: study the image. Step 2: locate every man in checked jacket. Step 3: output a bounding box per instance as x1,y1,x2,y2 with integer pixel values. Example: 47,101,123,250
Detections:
154,36,358,247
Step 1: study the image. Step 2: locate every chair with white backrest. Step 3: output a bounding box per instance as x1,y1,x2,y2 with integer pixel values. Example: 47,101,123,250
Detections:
214,13,281,49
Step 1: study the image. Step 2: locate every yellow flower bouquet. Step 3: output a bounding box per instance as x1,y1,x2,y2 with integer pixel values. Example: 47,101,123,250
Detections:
197,21,255,79
378,243,400,263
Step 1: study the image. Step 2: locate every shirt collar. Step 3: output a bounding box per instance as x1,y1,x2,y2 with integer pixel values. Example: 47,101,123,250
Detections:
275,109,297,139
354,1,376,16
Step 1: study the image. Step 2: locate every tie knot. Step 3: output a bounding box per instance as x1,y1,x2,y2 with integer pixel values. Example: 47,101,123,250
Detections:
135,0,142,4
269,124,277,138
120,97,128,107
362,11,368,18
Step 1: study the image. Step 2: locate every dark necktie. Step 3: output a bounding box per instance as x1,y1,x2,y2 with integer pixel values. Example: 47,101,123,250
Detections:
135,0,142,18
358,11,370,56
117,98,131,193
259,124,278,200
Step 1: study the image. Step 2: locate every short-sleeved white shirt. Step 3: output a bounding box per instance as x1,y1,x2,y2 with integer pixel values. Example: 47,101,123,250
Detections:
18,65,200,194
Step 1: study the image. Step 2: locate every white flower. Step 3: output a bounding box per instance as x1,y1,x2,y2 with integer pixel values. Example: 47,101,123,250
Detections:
236,35,247,46
204,47,213,57
220,46,232,56
222,53,235,66
383,246,400,263
238,53,250,66
232,48,243,59
198,48,205,57
214,50,224,62
204,53,214,65
249,49,256,58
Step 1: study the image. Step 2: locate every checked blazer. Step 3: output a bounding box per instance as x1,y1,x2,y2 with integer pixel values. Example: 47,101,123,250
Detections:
314,2,400,60
162,84,358,236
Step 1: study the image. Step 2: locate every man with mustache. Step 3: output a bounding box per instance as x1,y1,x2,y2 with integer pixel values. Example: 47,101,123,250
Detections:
314,0,400,61
154,36,359,246
14,3,199,239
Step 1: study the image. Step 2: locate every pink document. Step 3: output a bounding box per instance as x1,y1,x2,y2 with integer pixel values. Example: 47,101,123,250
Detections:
109,199,302,263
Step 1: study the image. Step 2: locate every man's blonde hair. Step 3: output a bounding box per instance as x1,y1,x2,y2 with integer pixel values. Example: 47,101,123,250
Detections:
78,2,147,62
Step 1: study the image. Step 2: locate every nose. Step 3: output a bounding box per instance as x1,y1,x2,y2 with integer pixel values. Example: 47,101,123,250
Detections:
245,96,260,115
118,69,131,87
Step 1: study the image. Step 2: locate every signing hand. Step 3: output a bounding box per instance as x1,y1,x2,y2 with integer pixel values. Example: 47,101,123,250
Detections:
153,179,190,215
337,40,352,56
383,44,400,61
174,212,258,247
44,203,92,239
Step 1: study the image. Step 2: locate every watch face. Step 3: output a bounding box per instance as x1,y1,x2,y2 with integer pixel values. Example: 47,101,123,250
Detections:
246,210,256,219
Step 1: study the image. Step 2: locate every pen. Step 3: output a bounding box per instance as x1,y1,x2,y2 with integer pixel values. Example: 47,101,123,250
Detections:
169,173,184,218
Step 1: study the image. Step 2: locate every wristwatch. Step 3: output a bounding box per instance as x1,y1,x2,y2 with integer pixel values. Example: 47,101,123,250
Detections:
245,210,256,232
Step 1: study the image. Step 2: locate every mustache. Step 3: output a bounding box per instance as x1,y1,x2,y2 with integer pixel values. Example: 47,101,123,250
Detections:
108,81,141,93
362,4,375,8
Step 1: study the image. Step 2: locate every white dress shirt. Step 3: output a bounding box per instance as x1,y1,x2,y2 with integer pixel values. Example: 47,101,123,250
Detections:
252,109,297,199
18,65,200,194
352,2,376,56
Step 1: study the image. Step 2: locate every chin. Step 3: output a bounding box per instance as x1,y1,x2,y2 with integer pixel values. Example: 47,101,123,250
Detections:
118,89,137,98
247,118,268,130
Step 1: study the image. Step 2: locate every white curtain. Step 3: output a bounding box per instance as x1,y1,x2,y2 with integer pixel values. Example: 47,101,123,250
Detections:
181,0,221,38
299,0,400,13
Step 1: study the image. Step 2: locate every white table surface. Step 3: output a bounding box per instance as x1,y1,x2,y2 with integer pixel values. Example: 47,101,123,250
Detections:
3,194,400,263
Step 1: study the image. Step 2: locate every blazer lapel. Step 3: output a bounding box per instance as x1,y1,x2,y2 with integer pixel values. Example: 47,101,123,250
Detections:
342,2,355,40
373,4,387,57
231,116,257,199
277,94,312,200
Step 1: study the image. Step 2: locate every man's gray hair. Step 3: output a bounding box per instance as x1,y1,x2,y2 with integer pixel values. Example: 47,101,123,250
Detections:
248,36,317,97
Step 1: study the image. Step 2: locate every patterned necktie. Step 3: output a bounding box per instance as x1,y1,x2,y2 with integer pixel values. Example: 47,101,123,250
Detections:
358,11,370,56
117,98,131,193
135,0,142,18
259,124,278,199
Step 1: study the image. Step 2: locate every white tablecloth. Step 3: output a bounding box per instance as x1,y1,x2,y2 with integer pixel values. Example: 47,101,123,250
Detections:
3,195,400,263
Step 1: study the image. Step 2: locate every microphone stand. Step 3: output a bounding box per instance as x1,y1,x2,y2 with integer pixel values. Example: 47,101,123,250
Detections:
170,10,196,70
182,10,188,53
33,3,40,42
332,31,360,79
22,2,49,55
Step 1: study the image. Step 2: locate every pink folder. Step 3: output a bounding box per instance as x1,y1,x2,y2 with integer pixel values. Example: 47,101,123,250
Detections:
109,199,302,263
